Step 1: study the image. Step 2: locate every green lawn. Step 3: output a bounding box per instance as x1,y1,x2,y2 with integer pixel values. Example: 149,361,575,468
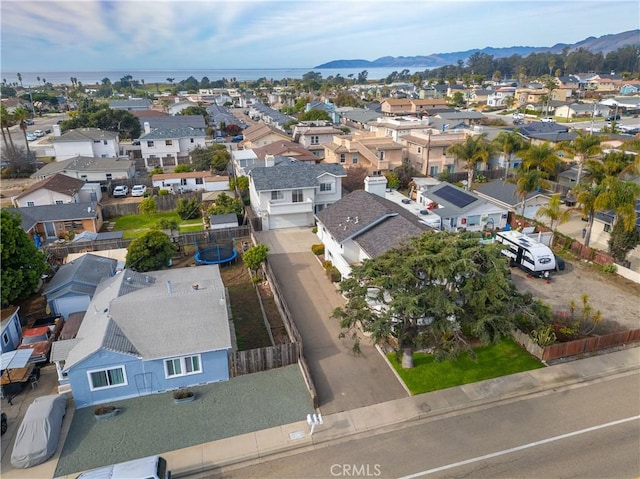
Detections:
387,338,544,395
114,213,203,238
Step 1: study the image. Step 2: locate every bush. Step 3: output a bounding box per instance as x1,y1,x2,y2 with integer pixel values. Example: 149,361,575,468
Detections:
312,226,318,234
94,405,117,415
175,197,201,220
329,266,341,283
173,389,194,400
158,189,170,196
311,243,325,255
602,263,618,274
322,260,332,270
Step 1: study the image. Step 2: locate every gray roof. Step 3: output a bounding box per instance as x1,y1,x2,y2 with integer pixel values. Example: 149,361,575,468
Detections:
50,338,80,362
5,202,99,231
53,128,118,142
250,162,346,191
64,265,231,370
437,111,487,120
108,99,153,109
422,182,483,217
31,156,135,178
474,180,548,207
209,213,239,225
316,190,429,259
44,253,118,300
338,108,383,124
139,126,206,140
142,115,206,130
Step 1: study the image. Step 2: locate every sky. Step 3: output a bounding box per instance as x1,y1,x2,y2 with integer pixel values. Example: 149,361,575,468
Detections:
1,0,639,74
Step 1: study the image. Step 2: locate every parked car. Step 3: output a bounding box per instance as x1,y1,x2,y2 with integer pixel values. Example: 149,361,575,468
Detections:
1,412,7,435
606,114,621,121
214,136,226,143
541,117,555,123
26,119,35,126
34,130,45,137
76,455,171,479
231,134,244,142
11,394,67,468
113,185,129,197
26,133,37,141
131,185,147,197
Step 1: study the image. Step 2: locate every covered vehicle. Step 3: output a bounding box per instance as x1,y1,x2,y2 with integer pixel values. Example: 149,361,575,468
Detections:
11,394,67,468
77,455,171,479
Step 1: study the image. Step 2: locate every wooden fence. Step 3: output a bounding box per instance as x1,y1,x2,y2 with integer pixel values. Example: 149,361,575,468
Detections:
511,328,640,361
101,191,201,218
228,342,299,377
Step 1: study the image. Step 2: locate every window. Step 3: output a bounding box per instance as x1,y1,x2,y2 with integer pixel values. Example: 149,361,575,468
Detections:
181,179,187,186
320,182,332,192
190,138,194,143
165,355,201,378
271,190,283,200
2,332,8,345
340,153,346,163
352,153,358,164
195,177,203,185
88,366,127,390
467,215,481,227
147,141,154,147
311,135,319,145
292,189,303,203
80,175,88,180
417,147,422,154
103,140,108,145
166,140,173,146
55,200,64,205
429,166,439,177
105,173,112,181
604,224,612,233
27,201,35,207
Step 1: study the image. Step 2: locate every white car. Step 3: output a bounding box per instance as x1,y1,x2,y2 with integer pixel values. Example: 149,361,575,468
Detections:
131,185,147,197
113,185,128,197
26,133,37,141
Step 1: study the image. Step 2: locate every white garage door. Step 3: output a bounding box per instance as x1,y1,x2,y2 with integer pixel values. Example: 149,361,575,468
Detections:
269,213,313,230
53,296,90,320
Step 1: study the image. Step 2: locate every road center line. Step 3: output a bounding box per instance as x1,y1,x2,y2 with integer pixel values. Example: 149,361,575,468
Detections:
398,415,640,479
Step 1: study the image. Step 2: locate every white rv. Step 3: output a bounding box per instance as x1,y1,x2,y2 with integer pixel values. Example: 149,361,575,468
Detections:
494,230,556,278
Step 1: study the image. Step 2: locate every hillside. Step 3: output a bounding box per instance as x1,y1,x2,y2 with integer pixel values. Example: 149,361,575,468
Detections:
315,30,639,69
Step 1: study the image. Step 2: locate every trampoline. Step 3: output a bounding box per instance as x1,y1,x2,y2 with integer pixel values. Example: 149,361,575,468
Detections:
194,244,238,265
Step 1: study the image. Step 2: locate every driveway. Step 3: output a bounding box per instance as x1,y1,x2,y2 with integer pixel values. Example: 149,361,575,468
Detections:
256,229,408,414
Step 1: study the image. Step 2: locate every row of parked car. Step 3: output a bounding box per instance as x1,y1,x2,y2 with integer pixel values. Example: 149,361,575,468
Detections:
112,184,147,197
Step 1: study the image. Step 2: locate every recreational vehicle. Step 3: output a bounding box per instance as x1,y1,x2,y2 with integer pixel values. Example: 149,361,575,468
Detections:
494,230,556,278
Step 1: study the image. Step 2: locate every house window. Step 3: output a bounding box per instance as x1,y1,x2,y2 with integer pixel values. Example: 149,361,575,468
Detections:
88,366,127,390
271,190,283,201
429,166,439,176
93,140,101,144
467,215,481,226
311,135,319,145
352,153,358,164
27,201,35,207
417,147,422,154
164,355,202,378
105,173,112,181
320,182,332,192
190,138,194,143
147,141,154,147
340,154,346,163
292,189,303,203
195,177,204,185
181,179,187,186
55,200,64,205
604,224,612,233
166,140,173,146
103,140,108,145
2,332,8,345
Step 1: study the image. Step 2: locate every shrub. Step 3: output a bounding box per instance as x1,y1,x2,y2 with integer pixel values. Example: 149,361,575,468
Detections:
312,226,318,234
322,260,332,270
311,243,325,255
94,404,117,415
176,197,201,220
158,189,170,196
329,266,341,283
173,389,194,400
602,263,618,274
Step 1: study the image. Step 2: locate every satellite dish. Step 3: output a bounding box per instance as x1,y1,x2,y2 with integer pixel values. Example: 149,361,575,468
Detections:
87,206,91,213
461,180,468,186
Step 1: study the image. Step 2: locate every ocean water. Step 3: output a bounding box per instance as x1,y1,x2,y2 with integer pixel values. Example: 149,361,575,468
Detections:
2,67,428,87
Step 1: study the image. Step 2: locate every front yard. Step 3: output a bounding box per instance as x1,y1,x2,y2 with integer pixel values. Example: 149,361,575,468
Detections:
387,339,544,395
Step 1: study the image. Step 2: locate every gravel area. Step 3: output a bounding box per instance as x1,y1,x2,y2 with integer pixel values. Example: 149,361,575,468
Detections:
54,365,314,477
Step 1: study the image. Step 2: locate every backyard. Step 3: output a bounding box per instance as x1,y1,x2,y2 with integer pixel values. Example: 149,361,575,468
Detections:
112,212,203,238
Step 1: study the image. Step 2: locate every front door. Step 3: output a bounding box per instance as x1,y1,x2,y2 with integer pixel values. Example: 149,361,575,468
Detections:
44,222,56,239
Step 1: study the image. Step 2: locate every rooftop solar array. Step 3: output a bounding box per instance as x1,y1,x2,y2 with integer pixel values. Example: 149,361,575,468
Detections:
434,185,477,208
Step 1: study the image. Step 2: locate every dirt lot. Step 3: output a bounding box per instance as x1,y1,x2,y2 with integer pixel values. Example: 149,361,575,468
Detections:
511,258,640,333
0,177,39,207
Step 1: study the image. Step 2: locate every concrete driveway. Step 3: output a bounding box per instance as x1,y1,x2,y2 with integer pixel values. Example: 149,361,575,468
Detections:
256,228,408,414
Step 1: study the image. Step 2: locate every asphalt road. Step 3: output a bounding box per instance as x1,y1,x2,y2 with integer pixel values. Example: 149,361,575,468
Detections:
1,113,67,156
210,372,640,479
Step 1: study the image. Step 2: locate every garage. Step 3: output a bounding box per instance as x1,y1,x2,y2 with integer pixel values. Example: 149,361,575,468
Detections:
268,212,314,230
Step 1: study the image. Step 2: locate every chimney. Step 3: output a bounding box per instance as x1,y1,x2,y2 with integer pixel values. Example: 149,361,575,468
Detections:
364,175,388,198
143,122,151,134
265,154,275,167
53,124,62,137
166,281,172,295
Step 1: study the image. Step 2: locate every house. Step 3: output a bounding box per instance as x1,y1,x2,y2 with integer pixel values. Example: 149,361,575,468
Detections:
231,149,261,177
1,307,23,353
380,98,447,116
249,161,346,230
291,122,344,159
31,156,136,183
590,199,640,252
12,174,86,207
417,182,509,232
304,99,339,124
207,105,246,131
315,176,430,279
108,99,153,111
167,99,200,115
337,107,383,130
402,131,468,177
517,122,577,145
151,171,229,193
51,265,232,407
474,180,552,220
241,123,291,149
140,115,206,131
323,134,404,175
554,103,602,120
487,87,517,107
139,124,207,169
209,213,239,230
252,141,319,164
51,126,120,161
43,254,118,320
247,103,295,131
0,97,32,114
366,116,433,142
5,202,103,242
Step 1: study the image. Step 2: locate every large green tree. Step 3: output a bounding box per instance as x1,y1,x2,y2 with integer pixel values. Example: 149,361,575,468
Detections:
491,130,528,179
1,211,48,306
333,232,529,367
446,134,493,190
125,230,176,272
557,132,602,185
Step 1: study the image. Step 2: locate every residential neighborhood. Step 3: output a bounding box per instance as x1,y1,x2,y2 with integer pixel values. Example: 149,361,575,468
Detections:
1,25,640,479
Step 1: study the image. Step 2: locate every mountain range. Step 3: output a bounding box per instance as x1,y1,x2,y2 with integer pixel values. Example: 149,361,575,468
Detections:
314,30,640,69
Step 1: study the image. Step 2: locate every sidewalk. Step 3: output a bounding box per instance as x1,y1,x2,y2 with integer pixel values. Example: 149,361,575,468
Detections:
53,347,639,479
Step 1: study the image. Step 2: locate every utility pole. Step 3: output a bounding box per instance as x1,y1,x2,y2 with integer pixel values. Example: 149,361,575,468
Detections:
28,84,36,118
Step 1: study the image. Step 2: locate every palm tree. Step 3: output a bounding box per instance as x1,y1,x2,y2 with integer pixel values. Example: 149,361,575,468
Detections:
557,132,602,185
535,194,570,230
12,106,31,154
594,177,640,233
514,168,549,217
520,142,559,179
445,134,492,190
491,130,528,179
0,104,16,152
17,73,22,87
574,182,602,247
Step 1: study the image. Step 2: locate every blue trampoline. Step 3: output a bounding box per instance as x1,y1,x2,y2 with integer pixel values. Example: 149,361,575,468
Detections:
194,244,238,265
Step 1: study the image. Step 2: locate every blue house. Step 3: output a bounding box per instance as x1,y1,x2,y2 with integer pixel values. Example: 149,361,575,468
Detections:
52,265,232,407
1,307,23,353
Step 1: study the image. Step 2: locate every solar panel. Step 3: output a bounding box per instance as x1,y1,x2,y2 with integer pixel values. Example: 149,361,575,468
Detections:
434,185,477,208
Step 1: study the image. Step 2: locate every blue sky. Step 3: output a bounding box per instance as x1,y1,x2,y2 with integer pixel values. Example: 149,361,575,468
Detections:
1,0,638,73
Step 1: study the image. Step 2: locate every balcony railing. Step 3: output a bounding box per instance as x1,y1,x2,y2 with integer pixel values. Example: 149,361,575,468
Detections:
267,198,313,215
